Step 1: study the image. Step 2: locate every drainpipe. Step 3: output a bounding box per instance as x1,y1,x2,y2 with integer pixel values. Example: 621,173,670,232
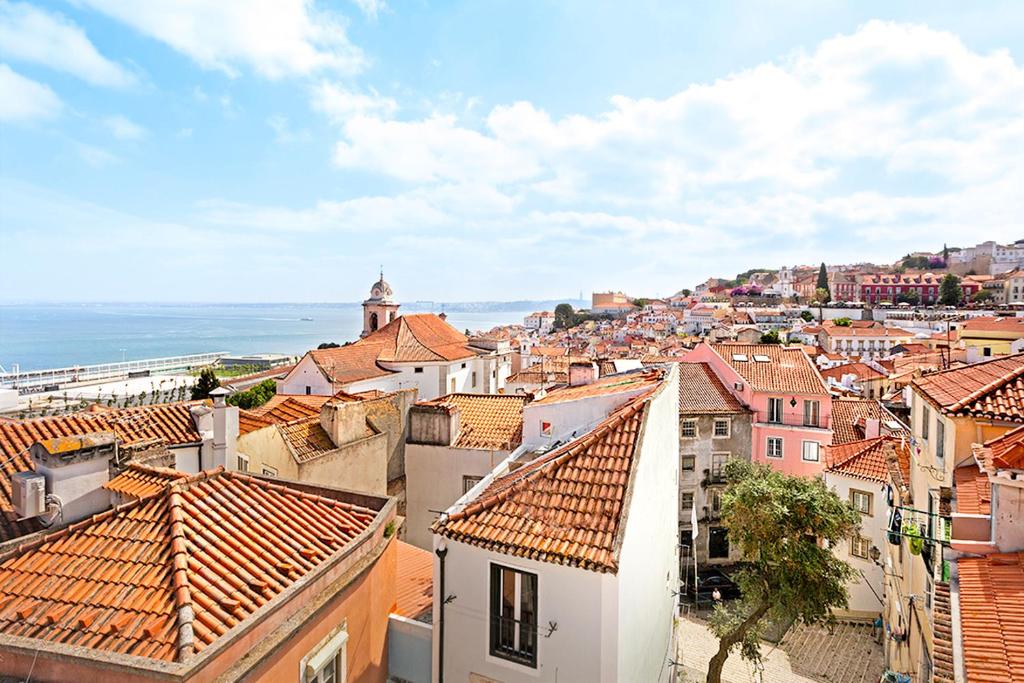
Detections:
435,541,448,683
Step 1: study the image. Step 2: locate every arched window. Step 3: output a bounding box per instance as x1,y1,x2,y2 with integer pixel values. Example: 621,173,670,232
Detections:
388,311,395,323
369,312,379,331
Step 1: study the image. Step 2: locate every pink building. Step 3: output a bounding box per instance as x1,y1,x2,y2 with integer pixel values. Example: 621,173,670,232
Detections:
685,343,833,477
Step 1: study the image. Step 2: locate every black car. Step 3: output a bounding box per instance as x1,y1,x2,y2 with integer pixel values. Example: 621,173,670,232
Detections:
681,568,741,607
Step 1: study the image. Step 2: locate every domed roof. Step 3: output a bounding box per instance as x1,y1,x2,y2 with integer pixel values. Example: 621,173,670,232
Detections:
366,271,394,302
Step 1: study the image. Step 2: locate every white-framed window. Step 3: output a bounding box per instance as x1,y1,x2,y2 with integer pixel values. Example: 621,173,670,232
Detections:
850,489,873,516
767,398,783,423
766,436,783,458
711,452,729,479
935,418,945,461
850,535,871,560
680,491,693,513
921,404,930,439
489,564,538,668
236,454,249,472
681,454,696,471
262,465,278,477
472,371,478,388
463,475,483,494
803,400,820,428
301,622,348,683
681,419,698,438
801,441,821,462
450,378,456,393
713,418,730,438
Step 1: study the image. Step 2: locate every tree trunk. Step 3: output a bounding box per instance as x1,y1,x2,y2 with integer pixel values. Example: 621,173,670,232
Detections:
705,601,771,683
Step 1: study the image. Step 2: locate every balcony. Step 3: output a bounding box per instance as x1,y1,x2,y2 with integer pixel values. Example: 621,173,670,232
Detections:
702,468,727,486
753,410,831,431
950,513,992,549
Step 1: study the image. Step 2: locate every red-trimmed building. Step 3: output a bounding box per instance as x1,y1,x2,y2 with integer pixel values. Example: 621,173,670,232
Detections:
859,272,980,304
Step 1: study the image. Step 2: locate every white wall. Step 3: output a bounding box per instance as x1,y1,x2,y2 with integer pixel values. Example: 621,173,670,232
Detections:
277,354,335,396
405,443,509,549
993,479,1024,552
825,471,887,616
614,365,680,683
521,386,653,449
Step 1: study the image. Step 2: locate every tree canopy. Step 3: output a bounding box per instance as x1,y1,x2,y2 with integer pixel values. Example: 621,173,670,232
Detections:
800,310,814,322
704,460,860,682
972,289,993,303
816,263,830,303
191,367,221,400
317,342,340,349
553,303,578,329
759,329,782,344
895,289,920,305
939,273,964,306
226,379,276,410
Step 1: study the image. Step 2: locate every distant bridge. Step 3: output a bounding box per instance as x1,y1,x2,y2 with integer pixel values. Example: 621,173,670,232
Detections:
0,352,228,393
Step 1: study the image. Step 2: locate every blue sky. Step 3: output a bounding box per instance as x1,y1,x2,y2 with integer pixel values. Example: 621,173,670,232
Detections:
1,1,1023,303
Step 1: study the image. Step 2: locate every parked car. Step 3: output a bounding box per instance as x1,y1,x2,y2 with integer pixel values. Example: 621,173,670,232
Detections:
682,568,742,607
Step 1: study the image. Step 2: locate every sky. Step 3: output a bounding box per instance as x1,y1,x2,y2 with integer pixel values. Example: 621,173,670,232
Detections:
1,1,1023,303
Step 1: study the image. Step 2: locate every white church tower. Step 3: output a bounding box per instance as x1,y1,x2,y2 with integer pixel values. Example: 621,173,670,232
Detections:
362,271,400,337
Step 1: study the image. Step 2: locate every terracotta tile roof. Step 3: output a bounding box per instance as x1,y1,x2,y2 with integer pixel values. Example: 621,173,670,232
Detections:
238,410,273,436
959,316,1024,334
830,398,908,445
418,394,526,451
277,416,374,463
434,389,655,573
932,580,955,683
913,353,1024,419
820,362,887,383
103,463,187,500
678,362,746,414
820,326,913,338
982,424,1024,470
305,314,479,385
957,552,1024,682
825,436,910,484
0,402,203,543
954,463,992,515
253,396,325,423
712,344,828,396
531,369,662,405
529,346,569,357
392,541,432,622
0,468,378,662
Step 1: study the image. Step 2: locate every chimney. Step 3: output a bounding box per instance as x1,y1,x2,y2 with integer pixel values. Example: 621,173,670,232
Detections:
865,417,881,439
569,362,597,387
407,402,460,446
208,388,238,470
30,433,117,524
321,398,368,447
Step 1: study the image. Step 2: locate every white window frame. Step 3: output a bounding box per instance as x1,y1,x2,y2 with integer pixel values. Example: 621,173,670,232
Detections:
262,465,278,477
850,535,871,560
803,400,820,428
801,440,821,462
681,419,698,438
767,397,783,424
463,475,483,494
681,453,696,472
712,418,731,438
301,622,348,683
236,453,249,472
766,436,783,459
850,489,872,516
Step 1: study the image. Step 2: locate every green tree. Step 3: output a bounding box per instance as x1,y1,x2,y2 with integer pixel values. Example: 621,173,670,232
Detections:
680,289,693,297
705,460,861,683
191,367,221,400
833,317,852,327
939,273,964,306
317,342,340,349
800,310,814,322
895,289,920,305
632,298,650,309
943,243,949,262
816,263,831,303
972,289,993,303
553,303,578,330
227,379,277,409
759,329,781,344
813,287,830,322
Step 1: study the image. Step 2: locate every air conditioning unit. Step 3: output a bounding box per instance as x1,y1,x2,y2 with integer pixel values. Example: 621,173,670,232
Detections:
734,382,743,391
12,472,46,519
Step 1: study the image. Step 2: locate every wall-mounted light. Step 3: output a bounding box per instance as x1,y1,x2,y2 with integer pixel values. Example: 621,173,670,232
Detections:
790,397,798,408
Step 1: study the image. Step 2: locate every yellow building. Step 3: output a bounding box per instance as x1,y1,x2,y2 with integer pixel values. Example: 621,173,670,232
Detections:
957,316,1024,357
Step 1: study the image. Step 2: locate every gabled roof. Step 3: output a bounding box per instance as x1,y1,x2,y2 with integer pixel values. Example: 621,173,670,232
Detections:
103,463,187,500
959,316,1024,334
825,436,910,484
393,541,433,622
417,394,526,451
981,424,1024,470
303,313,480,385
913,353,1024,420
531,369,662,405
957,552,1024,682
678,362,746,415
0,402,204,543
820,362,887,384
434,389,656,573
712,343,828,396
830,398,908,445
278,415,376,463
0,468,378,662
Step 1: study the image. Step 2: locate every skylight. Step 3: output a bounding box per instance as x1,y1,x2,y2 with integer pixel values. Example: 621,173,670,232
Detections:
753,355,771,362
732,354,748,362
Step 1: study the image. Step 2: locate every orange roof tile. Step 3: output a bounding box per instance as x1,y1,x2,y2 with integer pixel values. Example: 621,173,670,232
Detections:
959,316,1024,334
531,369,662,405
434,388,656,573
954,463,992,515
0,468,378,662
713,344,828,396
983,424,1024,470
418,394,526,451
831,398,908,445
678,362,746,414
0,402,204,542
252,395,326,422
820,362,887,383
238,410,273,436
392,541,432,621
913,353,1024,420
103,463,187,500
826,436,910,484
957,552,1024,682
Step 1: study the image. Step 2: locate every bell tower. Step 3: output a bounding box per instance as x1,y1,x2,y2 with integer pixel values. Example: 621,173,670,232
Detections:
362,270,400,337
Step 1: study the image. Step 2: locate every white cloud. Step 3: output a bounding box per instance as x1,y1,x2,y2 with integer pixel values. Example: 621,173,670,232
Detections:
76,143,119,168
104,115,146,140
78,0,365,79
0,63,61,122
267,114,310,143
351,0,386,21
0,1,134,87
311,82,397,122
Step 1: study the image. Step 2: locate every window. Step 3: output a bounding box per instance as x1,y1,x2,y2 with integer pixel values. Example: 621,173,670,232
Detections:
708,527,729,559
935,418,945,461
681,419,697,438
462,475,483,494
262,465,278,477
850,489,873,516
236,454,249,472
803,400,820,427
489,564,538,667
713,418,730,438
801,441,820,462
711,452,728,480
850,535,871,559
302,624,348,683
680,492,693,513
540,421,552,437
681,454,696,471
461,362,467,369
767,397,783,423
710,490,722,513
921,404,929,439
472,371,478,388
766,437,783,458
450,378,456,393
414,367,424,373
305,386,312,395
